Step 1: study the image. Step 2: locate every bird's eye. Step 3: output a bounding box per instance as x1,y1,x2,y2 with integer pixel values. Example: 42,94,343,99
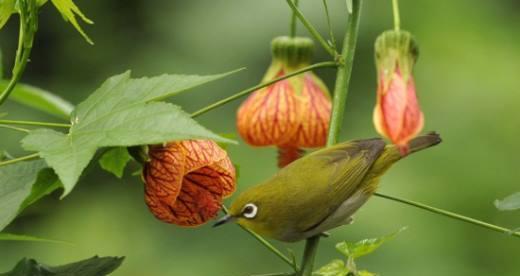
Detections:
242,203,258,219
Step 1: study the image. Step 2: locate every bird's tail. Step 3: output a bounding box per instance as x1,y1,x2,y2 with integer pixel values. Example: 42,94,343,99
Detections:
367,132,442,179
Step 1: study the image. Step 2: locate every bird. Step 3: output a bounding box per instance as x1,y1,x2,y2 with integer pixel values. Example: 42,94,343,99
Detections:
214,132,441,242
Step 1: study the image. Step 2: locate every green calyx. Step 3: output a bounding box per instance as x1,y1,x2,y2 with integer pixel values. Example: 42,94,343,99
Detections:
127,145,149,164
271,36,314,68
375,30,419,86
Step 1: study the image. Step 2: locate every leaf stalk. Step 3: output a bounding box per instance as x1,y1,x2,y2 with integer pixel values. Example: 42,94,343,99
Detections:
0,153,39,167
374,193,520,239
190,61,337,118
0,119,71,128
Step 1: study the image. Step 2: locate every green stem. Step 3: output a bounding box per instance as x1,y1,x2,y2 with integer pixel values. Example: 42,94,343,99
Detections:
374,193,520,239
240,225,299,270
289,0,300,37
322,0,337,50
299,1,362,276
222,206,298,270
0,124,30,133
0,153,39,167
326,0,362,146
285,0,337,57
392,0,401,31
0,22,28,105
298,236,320,276
0,119,71,128
190,61,337,118
0,0,37,106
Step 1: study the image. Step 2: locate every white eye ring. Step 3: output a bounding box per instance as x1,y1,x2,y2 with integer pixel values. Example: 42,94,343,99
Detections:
242,203,258,219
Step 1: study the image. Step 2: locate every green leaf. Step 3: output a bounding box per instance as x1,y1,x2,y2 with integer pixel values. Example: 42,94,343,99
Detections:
20,168,61,210
335,227,406,259
0,256,124,276
0,150,12,161
0,232,65,243
50,0,94,45
98,147,131,178
22,70,239,197
313,259,349,276
495,192,520,211
1,80,74,119
0,160,46,231
0,0,16,29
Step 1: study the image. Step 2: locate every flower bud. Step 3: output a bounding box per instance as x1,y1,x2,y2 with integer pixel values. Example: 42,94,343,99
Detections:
237,36,331,167
143,140,235,226
373,30,424,155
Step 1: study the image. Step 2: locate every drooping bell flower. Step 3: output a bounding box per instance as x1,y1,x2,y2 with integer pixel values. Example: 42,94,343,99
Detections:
237,36,331,167
373,30,424,155
143,140,236,226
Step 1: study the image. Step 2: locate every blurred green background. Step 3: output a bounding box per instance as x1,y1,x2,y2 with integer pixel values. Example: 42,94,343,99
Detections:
1,0,519,275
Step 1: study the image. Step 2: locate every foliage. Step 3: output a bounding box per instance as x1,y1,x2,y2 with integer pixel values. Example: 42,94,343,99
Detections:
314,228,405,276
0,80,74,119
98,147,132,178
0,0,93,44
0,0,16,29
0,256,124,276
22,70,238,197
0,160,47,230
0,0,519,275
47,0,94,44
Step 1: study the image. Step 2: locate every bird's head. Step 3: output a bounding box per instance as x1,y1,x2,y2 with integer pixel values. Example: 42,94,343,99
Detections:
213,186,274,237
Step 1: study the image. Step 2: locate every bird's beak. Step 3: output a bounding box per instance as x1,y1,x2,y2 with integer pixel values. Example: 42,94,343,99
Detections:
213,214,235,227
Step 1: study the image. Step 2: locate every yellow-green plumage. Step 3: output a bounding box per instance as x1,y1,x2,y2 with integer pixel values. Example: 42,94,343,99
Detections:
224,133,441,242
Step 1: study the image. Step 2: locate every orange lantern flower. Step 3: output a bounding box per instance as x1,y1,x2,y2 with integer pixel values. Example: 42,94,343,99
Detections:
237,36,331,167
143,140,236,226
373,30,424,155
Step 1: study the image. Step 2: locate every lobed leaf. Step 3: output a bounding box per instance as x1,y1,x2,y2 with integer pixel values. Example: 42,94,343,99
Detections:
494,192,520,211
313,259,348,276
335,227,406,259
0,256,124,276
98,147,131,178
0,160,46,231
23,70,239,197
20,168,61,210
2,80,74,119
0,0,16,29
50,0,94,44
0,162,61,232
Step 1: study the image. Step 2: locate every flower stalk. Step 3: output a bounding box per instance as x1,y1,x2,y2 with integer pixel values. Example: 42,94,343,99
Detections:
392,0,401,31
285,0,337,57
289,0,300,37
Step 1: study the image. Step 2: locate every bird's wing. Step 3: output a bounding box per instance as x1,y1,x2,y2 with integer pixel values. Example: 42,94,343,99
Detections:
288,138,386,233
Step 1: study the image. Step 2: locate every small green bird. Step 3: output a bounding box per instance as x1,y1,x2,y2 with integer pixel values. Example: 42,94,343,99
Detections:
214,133,441,242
